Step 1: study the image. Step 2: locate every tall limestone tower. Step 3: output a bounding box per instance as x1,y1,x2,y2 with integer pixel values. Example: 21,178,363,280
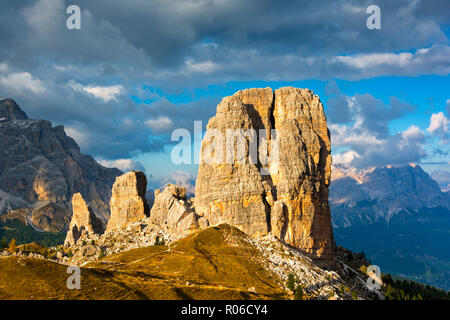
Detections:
195,87,334,265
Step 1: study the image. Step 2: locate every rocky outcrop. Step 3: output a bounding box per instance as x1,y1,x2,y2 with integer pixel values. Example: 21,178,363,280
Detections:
149,184,200,235
0,98,28,121
65,193,104,246
0,98,122,227
106,171,150,233
195,87,334,264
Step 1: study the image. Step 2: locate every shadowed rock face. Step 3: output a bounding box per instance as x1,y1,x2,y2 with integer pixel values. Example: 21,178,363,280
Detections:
106,171,150,233
195,87,334,264
0,98,122,225
65,193,104,246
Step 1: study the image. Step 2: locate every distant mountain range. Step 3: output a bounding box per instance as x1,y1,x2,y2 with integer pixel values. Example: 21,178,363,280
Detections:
330,163,450,228
0,98,121,233
330,163,450,290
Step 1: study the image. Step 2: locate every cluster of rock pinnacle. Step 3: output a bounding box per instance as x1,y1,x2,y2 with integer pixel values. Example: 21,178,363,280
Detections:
65,87,335,265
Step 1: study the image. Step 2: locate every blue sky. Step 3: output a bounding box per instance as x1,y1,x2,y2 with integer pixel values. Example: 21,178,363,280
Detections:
0,0,448,188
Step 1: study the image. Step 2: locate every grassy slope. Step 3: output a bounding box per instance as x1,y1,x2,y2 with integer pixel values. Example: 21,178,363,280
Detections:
0,225,288,300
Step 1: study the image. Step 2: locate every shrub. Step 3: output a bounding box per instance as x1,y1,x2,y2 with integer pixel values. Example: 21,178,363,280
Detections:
1,237,7,249
154,236,165,246
294,286,303,300
339,284,345,294
287,274,296,291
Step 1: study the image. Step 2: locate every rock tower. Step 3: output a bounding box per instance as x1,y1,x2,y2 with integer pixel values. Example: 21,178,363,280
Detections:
195,87,334,264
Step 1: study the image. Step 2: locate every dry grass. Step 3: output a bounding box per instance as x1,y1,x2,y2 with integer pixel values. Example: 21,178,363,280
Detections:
0,224,288,300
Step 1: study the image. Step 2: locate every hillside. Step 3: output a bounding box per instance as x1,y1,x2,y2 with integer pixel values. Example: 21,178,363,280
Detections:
330,163,450,290
0,224,381,300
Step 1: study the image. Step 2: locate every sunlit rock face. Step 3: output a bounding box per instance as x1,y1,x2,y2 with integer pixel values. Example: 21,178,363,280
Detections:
0,98,121,225
106,171,150,233
195,87,334,264
65,193,104,246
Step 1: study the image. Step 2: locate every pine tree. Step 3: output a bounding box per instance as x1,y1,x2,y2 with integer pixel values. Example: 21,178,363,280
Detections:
294,286,303,300
1,237,7,249
287,274,296,291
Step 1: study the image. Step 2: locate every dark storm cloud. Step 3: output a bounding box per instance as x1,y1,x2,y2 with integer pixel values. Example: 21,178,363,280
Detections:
1,0,449,79
0,0,449,163
67,0,450,64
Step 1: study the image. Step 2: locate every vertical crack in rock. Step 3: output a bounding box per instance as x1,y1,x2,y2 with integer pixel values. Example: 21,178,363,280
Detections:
195,87,334,265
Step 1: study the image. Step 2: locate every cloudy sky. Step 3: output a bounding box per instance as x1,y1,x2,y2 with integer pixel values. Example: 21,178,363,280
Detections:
0,0,449,188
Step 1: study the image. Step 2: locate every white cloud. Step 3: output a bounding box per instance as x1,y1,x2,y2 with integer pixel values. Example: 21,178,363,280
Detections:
331,125,426,169
336,52,413,69
84,85,124,102
68,81,124,102
64,126,90,149
185,59,221,74
427,112,449,134
332,45,450,78
0,72,46,95
145,116,174,133
329,91,427,169
333,150,361,165
427,112,449,142
403,125,425,140
98,158,145,172
329,120,384,149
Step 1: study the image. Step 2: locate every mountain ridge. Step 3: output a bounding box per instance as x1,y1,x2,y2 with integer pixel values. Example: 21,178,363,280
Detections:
0,98,122,233
330,163,450,228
